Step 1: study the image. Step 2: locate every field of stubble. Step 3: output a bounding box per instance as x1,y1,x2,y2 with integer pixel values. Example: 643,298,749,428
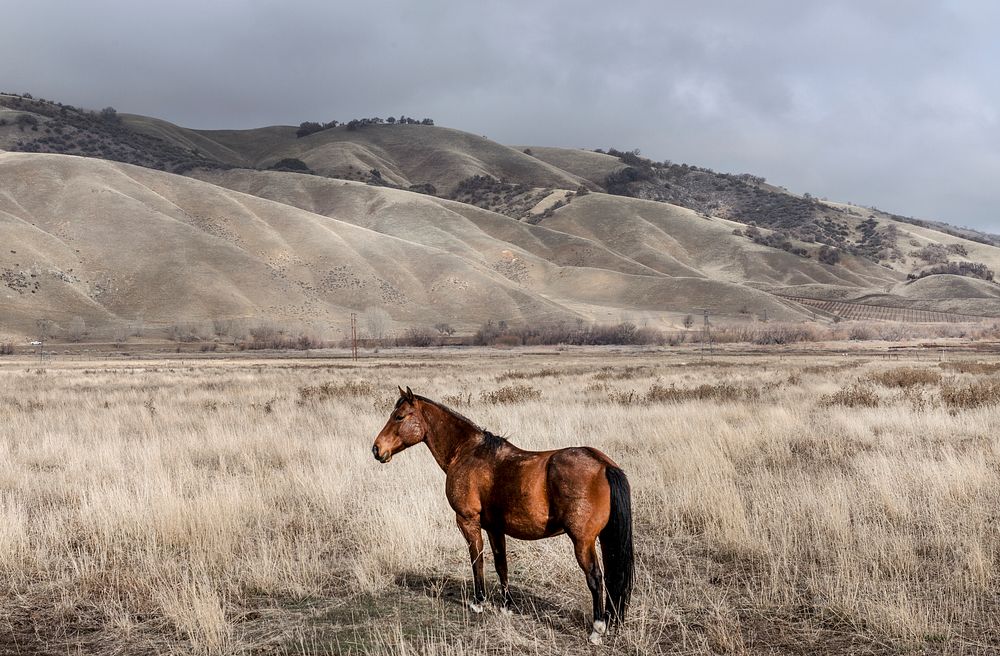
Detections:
2,348,999,655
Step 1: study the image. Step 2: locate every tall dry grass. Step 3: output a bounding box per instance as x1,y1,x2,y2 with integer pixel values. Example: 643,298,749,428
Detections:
1,352,999,654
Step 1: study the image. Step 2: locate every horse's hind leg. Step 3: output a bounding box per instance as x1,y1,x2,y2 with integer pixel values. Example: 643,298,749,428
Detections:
571,534,606,644
487,530,513,613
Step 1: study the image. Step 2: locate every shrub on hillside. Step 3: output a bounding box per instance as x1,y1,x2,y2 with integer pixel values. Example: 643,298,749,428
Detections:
907,261,995,282
911,243,950,264
818,245,841,265
268,158,313,173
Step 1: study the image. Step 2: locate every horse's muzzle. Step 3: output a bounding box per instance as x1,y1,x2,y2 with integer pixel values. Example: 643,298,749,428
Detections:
372,444,391,463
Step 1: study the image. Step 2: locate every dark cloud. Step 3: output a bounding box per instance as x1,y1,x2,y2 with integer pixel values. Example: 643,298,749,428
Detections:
2,0,997,230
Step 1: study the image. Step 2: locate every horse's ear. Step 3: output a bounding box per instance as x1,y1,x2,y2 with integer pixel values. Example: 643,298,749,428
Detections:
397,385,406,399
405,386,415,402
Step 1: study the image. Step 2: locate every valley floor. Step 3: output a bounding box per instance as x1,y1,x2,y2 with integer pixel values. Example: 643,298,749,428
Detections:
2,349,999,654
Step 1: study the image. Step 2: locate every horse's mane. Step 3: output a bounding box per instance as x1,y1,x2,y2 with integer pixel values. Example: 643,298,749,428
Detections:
409,394,509,451
481,430,507,452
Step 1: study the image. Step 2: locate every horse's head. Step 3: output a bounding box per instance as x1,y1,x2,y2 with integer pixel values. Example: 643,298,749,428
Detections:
372,386,426,464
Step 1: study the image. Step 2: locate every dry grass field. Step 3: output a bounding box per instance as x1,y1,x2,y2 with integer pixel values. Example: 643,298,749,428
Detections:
2,348,1000,655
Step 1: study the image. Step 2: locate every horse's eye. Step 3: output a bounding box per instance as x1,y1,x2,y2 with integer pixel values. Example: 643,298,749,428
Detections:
394,415,404,421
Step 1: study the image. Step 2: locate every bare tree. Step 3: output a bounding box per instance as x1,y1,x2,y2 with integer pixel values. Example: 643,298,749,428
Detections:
363,307,391,346
36,318,52,341
112,321,129,344
212,318,232,338
434,322,455,336
67,316,86,342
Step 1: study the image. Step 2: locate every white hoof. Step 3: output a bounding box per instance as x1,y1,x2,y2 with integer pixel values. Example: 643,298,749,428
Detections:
589,630,603,645
499,605,513,616
469,601,485,614
593,619,607,635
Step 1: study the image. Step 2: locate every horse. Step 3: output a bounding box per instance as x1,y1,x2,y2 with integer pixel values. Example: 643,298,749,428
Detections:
371,386,633,644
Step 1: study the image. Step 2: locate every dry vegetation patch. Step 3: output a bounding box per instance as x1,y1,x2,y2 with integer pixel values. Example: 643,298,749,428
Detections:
866,367,942,388
297,380,378,404
645,381,765,403
940,379,1000,409
494,368,562,382
939,360,1000,375
2,352,999,655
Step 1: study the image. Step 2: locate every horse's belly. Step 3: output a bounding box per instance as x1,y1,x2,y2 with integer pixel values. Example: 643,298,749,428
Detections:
507,523,564,540
485,505,561,541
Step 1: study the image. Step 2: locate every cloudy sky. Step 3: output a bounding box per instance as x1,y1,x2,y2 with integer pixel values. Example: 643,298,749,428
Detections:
3,1,998,230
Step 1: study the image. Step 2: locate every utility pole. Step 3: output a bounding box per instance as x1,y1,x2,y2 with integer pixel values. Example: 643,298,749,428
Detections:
703,309,713,356
350,313,358,361
695,309,712,360
35,318,48,365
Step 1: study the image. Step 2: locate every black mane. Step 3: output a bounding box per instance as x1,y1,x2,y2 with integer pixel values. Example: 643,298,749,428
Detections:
481,430,508,452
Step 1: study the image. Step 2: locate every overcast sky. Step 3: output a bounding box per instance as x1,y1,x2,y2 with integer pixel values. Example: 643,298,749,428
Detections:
3,1,998,230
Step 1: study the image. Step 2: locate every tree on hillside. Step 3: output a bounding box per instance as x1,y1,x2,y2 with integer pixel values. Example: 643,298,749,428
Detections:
296,121,323,138
98,107,120,124
818,246,841,265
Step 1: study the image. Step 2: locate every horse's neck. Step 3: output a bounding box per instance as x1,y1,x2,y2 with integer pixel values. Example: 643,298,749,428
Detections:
420,401,479,472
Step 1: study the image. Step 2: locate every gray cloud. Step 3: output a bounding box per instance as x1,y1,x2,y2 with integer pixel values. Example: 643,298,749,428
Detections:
2,0,997,230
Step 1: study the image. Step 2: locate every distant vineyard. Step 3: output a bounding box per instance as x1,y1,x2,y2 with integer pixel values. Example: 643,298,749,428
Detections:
780,295,989,323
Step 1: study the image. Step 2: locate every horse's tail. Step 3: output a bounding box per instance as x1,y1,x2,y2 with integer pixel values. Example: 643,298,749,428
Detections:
600,466,634,625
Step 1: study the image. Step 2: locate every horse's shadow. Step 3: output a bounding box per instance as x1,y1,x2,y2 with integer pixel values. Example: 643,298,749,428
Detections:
394,571,588,636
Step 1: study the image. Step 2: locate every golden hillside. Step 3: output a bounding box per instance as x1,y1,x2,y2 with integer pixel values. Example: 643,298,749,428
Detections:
1,152,816,340
3,94,1000,340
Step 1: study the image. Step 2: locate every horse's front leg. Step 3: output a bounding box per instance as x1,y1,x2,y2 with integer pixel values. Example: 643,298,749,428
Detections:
456,514,487,612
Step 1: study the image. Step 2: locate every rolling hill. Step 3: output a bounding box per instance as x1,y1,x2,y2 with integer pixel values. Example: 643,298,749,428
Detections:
2,92,1000,341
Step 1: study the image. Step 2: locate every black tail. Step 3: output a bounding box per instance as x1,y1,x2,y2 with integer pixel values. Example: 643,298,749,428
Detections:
600,466,634,625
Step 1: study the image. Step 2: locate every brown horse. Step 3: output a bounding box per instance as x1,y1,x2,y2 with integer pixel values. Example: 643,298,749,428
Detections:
371,386,633,644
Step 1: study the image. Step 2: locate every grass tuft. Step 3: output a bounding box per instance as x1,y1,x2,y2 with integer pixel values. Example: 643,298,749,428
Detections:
941,380,1000,409
820,383,880,407
479,384,542,404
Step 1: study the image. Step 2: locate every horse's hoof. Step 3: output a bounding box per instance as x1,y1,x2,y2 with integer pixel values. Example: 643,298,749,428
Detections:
589,630,603,645
499,605,513,616
592,619,607,635
469,601,485,614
